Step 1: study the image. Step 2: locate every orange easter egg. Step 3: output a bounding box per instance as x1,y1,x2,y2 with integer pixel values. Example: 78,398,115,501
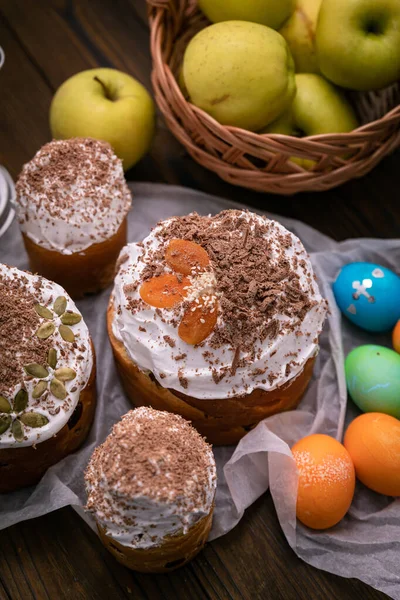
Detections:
392,320,400,354
292,434,355,530
344,413,400,497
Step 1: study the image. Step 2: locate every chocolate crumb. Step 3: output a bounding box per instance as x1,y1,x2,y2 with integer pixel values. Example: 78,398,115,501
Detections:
231,346,241,376
163,336,176,348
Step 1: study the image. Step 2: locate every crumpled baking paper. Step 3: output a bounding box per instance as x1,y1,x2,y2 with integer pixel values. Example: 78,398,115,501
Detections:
0,182,399,599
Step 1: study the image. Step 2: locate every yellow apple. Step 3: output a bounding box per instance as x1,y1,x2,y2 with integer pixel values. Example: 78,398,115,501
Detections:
50,68,155,171
263,73,358,135
262,73,358,168
198,0,294,30
279,0,322,73
178,68,189,99
182,21,296,132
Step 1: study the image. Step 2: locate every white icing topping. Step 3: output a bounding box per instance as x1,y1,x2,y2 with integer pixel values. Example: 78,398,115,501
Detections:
15,138,131,254
85,407,216,550
111,211,327,399
0,264,93,448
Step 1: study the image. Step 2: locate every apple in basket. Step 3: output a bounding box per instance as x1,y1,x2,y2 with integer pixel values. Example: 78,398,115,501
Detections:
264,74,358,136
316,0,400,90
262,74,358,168
279,0,322,74
181,21,296,132
197,0,294,30
50,68,155,171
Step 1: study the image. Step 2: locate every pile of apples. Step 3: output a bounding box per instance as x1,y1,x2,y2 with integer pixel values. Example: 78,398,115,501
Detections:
180,0,400,143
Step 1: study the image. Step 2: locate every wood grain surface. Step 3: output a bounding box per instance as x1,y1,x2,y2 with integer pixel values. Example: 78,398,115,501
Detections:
0,1,396,599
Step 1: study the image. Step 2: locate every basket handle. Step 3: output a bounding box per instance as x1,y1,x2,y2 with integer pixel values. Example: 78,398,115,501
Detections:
147,0,199,27
147,0,175,8
147,0,187,16
148,0,193,64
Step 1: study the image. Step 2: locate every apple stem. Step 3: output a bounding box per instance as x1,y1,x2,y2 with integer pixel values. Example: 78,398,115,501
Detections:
93,76,113,101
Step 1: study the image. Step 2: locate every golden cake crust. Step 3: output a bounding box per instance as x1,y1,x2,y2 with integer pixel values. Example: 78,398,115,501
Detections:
22,219,127,299
0,342,96,493
107,300,314,445
96,506,214,573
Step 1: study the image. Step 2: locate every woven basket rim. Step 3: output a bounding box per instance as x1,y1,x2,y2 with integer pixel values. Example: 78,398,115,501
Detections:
147,0,400,194
162,60,400,144
161,62,400,148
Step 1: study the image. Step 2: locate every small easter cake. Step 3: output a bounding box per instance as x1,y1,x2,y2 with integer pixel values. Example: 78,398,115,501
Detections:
85,407,217,572
15,138,132,298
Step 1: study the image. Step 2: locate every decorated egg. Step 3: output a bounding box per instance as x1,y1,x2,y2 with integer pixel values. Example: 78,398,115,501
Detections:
392,320,400,354
344,413,400,496
292,434,355,530
345,345,400,419
332,262,400,332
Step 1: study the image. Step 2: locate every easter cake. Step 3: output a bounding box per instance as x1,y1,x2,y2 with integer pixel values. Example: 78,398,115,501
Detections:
0,263,96,492
85,407,217,572
15,138,132,298
107,209,327,444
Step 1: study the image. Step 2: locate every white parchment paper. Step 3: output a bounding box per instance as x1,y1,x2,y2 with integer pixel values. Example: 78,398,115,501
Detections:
0,183,399,599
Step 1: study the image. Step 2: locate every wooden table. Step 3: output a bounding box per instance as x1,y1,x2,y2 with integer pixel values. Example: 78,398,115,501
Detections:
0,2,397,599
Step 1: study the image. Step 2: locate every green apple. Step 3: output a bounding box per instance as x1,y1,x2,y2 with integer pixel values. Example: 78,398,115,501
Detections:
182,21,296,132
279,0,322,73
263,73,358,168
316,0,400,90
50,68,155,170
263,74,358,135
198,0,294,30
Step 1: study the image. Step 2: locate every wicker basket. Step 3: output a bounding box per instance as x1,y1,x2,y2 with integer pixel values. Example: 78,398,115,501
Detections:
147,0,400,194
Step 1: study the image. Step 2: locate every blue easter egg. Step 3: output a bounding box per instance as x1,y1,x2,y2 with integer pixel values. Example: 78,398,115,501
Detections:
333,262,400,332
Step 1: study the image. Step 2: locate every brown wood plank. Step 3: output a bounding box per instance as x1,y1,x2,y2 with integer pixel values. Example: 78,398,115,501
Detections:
212,495,388,600
0,13,52,179
0,0,97,89
0,501,390,600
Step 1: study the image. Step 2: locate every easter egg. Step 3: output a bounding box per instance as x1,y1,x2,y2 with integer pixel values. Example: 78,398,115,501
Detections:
344,413,400,496
392,320,400,354
345,345,400,419
292,434,355,529
332,262,400,332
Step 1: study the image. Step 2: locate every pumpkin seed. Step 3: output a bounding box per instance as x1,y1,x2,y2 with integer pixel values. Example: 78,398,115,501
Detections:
0,396,11,413
12,419,24,442
47,348,57,369
24,363,49,378
20,412,49,428
0,415,11,434
50,378,67,400
13,389,28,412
32,381,48,399
59,324,75,343
61,312,81,326
53,296,67,316
54,367,76,381
34,304,54,319
36,321,56,339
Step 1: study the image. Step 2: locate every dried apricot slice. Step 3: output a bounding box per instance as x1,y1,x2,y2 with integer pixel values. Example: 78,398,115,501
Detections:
165,239,210,276
140,274,190,308
178,299,218,345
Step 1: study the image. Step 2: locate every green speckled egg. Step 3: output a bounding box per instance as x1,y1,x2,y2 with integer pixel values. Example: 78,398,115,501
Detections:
345,345,400,418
